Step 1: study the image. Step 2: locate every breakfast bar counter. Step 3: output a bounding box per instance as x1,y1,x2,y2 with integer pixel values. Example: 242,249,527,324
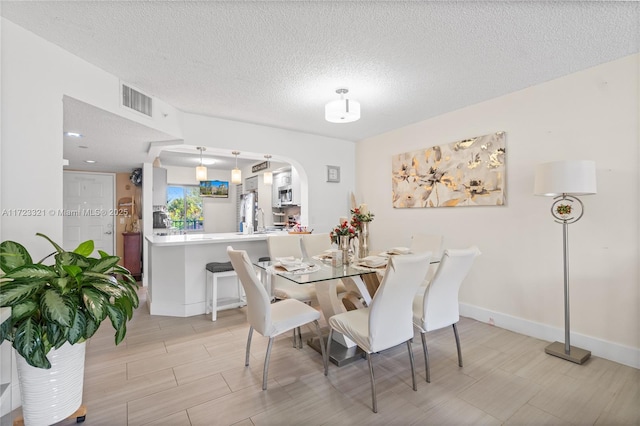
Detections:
146,232,271,317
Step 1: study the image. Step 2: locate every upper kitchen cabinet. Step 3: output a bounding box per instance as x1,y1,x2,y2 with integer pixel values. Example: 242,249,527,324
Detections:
152,167,167,206
272,168,300,207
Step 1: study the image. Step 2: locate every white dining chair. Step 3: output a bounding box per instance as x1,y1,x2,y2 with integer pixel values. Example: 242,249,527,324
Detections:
412,246,480,383
227,246,327,390
300,232,353,325
266,234,316,303
325,252,432,413
300,232,330,259
410,234,444,285
300,233,347,292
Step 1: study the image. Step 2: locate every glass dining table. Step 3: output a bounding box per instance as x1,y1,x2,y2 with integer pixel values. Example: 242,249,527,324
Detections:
253,258,381,366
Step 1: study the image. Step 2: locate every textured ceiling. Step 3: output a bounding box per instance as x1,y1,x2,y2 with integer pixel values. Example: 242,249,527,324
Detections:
3,1,639,172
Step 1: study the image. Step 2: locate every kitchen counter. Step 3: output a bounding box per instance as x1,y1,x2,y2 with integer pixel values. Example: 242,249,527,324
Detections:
146,231,277,246
146,232,275,317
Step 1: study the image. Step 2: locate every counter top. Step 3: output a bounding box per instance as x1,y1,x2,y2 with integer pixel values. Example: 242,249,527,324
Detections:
146,231,286,246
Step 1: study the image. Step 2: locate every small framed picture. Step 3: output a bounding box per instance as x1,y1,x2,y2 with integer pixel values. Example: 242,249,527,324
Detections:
326,165,340,183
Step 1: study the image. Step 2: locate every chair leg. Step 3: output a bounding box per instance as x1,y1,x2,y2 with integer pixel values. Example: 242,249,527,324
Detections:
205,271,212,315
245,327,254,367
407,340,417,391
297,326,303,349
453,323,463,367
292,328,297,348
262,337,274,390
420,332,430,383
367,352,377,413
313,320,328,376
325,328,333,376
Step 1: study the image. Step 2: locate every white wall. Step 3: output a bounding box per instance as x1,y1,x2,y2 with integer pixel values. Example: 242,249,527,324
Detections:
356,54,640,367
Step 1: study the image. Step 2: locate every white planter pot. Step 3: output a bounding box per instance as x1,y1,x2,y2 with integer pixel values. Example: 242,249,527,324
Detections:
15,342,85,426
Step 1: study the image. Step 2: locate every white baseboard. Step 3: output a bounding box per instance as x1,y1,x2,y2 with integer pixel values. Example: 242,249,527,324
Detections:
460,303,640,369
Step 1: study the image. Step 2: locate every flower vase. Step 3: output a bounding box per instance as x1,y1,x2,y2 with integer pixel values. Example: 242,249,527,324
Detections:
358,221,370,259
339,235,351,265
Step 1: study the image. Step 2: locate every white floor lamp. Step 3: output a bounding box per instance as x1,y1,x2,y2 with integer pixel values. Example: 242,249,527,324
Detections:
534,160,597,364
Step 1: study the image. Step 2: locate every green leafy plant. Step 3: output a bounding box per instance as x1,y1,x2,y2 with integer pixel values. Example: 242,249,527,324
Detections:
0,233,139,369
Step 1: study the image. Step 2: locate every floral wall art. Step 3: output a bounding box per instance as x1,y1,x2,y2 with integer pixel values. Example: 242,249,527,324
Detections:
392,131,506,208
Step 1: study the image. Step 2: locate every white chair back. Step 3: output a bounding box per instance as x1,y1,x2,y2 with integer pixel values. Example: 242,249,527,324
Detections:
301,233,331,258
368,252,432,352
227,246,272,336
267,234,303,259
410,234,444,257
421,246,480,331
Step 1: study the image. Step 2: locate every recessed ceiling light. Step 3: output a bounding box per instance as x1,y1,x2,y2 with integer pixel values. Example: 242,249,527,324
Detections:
64,132,83,138
84,160,96,164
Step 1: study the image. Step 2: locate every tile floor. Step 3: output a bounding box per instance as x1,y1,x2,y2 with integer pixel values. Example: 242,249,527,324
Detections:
8,288,640,425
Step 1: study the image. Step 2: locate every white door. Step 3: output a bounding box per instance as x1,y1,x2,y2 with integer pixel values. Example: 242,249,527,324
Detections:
63,171,115,255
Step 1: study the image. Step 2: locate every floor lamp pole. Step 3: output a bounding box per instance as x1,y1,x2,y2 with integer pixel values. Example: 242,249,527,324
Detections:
562,220,570,354
544,194,591,364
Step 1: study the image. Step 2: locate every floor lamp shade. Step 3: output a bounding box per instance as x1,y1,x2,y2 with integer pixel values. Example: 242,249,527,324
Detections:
534,160,597,196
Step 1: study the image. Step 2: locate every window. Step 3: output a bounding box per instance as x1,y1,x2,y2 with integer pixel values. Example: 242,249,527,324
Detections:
167,185,204,231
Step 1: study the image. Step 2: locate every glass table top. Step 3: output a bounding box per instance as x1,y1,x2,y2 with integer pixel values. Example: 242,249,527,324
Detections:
253,259,377,285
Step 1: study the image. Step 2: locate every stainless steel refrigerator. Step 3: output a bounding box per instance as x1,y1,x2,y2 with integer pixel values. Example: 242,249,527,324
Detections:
239,191,258,232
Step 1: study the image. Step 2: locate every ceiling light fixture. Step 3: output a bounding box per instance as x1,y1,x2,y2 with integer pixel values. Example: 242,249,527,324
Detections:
195,147,207,181
263,155,273,185
64,132,83,138
325,88,361,123
231,151,242,184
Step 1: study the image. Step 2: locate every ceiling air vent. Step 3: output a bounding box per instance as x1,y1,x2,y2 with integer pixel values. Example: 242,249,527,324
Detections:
121,83,153,117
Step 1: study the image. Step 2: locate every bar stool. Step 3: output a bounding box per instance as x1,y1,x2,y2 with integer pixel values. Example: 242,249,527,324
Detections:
205,261,245,321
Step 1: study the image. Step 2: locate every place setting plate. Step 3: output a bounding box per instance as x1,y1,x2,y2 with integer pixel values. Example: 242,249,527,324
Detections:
353,255,388,271
379,246,412,257
272,257,321,274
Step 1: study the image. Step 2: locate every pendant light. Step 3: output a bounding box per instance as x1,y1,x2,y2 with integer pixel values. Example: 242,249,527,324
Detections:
195,147,207,181
263,155,273,185
231,151,242,184
325,88,361,123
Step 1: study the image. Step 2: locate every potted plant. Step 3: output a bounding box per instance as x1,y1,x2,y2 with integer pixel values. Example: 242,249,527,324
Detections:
0,233,139,425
